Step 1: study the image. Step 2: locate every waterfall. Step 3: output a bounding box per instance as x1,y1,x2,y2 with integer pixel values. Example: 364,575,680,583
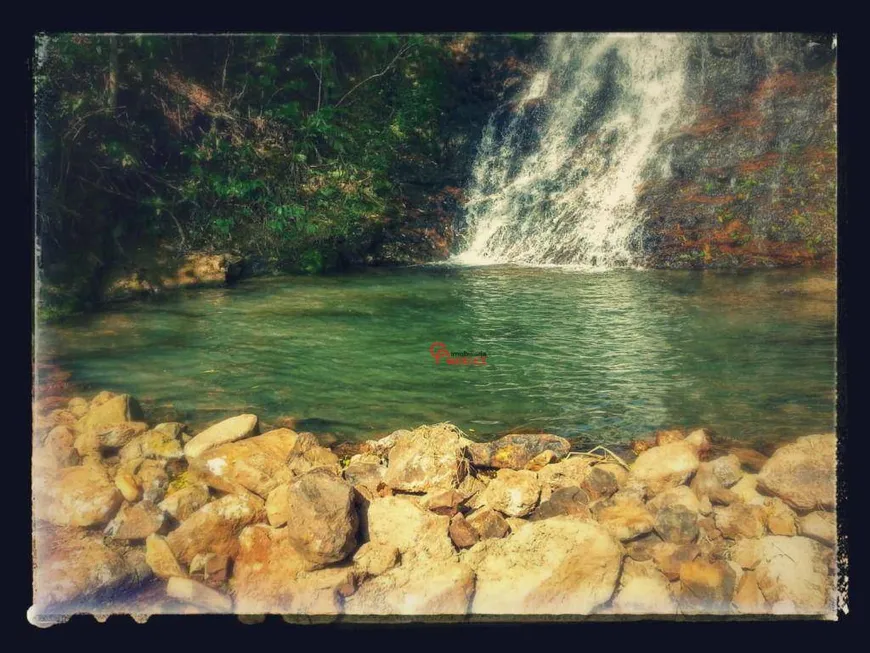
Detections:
454,33,690,268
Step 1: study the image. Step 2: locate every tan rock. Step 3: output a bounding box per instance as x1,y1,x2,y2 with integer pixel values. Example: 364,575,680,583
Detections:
145,534,185,579
183,414,259,458
684,429,712,454
581,466,620,501
537,456,595,499
478,468,541,517
35,464,122,527
691,462,738,505
628,441,699,497
189,552,230,587
763,497,798,536
647,485,702,515
730,473,764,504
729,537,763,570
729,447,769,473
352,541,400,578
466,517,623,614
423,488,466,517
77,394,143,434
798,511,836,547
714,504,766,540
733,570,767,613
591,492,655,541
89,390,117,409
679,559,737,607
342,462,386,494
120,428,184,461
166,577,233,613
528,486,591,522
92,421,149,449
525,450,558,471
67,396,89,418
44,426,80,467
612,558,676,614
158,483,211,522
651,542,701,581
135,458,169,503
364,496,456,563
114,470,142,502
710,454,743,488
757,433,836,511
467,433,570,470
383,423,469,492
105,501,167,540
165,493,265,565
467,507,510,540
754,536,831,614
655,429,685,446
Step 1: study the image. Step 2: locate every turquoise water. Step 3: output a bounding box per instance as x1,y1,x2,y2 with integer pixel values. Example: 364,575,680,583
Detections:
37,266,836,445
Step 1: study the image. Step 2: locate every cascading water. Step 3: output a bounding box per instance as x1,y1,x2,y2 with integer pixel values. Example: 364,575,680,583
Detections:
455,33,691,268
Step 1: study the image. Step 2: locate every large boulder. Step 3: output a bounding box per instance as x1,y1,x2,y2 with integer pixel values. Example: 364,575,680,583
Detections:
232,524,354,614
120,428,185,461
753,535,831,614
466,433,571,470
165,493,265,565
35,463,122,527
628,441,700,497
757,433,836,511
363,496,456,563
465,517,623,614
34,529,148,608
478,468,541,517
383,423,469,493
188,428,336,498
277,470,358,566
183,414,259,458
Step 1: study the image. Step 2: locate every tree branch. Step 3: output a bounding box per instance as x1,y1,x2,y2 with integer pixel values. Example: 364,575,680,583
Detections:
334,41,414,109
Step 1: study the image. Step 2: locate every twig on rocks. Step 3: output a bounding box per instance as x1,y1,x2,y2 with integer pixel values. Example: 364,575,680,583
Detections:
567,445,631,471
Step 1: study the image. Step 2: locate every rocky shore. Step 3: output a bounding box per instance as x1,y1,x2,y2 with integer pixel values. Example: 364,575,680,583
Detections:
31,391,839,623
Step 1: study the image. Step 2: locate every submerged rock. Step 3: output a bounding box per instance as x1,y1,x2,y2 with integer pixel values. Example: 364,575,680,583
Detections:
757,433,836,511
465,517,623,614
467,433,571,470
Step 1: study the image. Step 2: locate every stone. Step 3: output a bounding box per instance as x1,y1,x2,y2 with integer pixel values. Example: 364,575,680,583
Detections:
189,428,331,498
763,497,798,536
754,536,831,614
342,461,386,494
353,542,400,578
89,390,117,409
729,538,763,570
345,558,475,615
536,456,594,498
730,474,764,504
383,423,469,492
654,504,699,544
679,559,737,607
684,429,712,454
652,542,701,581
714,504,766,540
591,492,655,541
166,577,233,613
465,517,623,614
798,511,836,547
34,529,146,607
757,433,836,511
596,462,629,487
280,470,358,566
729,447,769,472
158,483,211,522
448,513,480,548
655,429,685,446
232,524,352,614
115,470,142,502
105,501,167,540
44,426,80,467
77,394,143,434
528,486,590,522
183,414,259,458
145,534,185,579
710,454,743,488
423,488,466,517
698,495,713,515
525,450,558,471
612,558,677,614
67,397,89,418
467,508,511,540
189,552,230,587
364,496,456,563
466,433,570,470
364,430,407,457
478,468,541,517
691,462,738,505
35,463,122,527
92,421,149,449
733,570,767,613
165,493,265,565
119,428,184,461
581,466,620,501
628,441,700,497
135,459,170,503
648,485,702,515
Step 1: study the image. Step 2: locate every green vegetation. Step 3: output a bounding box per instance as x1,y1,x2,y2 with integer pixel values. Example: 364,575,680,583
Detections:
35,33,540,314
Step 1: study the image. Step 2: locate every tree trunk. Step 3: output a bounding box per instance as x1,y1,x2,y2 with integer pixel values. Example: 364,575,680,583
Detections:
107,35,119,112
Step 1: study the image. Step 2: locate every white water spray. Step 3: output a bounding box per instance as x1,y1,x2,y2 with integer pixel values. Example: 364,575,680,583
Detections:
454,33,690,268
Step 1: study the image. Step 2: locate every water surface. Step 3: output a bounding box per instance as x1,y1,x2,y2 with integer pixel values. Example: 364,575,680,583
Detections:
37,266,836,445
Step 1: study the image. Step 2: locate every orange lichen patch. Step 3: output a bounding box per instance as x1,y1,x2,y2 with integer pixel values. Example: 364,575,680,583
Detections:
755,71,801,96
737,152,781,175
